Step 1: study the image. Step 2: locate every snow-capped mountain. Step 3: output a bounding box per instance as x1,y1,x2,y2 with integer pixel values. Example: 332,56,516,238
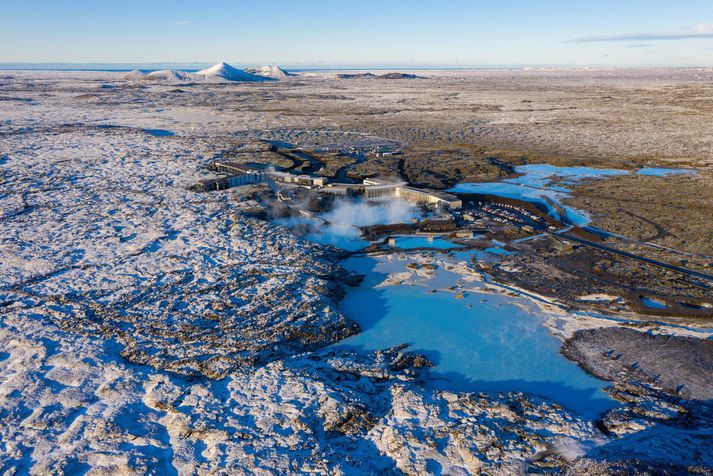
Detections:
245,65,294,79
120,63,281,83
120,69,192,81
120,69,146,80
145,70,192,81
195,62,273,82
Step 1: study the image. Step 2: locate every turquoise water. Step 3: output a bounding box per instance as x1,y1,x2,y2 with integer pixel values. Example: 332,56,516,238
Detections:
306,227,371,251
305,233,464,253
334,256,614,417
484,246,515,255
641,297,668,309
270,168,622,416
508,164,628,188
392,236,463,250
636,167,695,177
276,200,420,251
451,164,628,226
143,128,175,137
452,164,697,226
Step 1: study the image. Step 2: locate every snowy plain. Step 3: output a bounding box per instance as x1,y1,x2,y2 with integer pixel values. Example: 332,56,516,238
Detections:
1,70,712,474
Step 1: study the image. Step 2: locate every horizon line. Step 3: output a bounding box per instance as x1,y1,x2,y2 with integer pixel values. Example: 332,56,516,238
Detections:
2,62,713,72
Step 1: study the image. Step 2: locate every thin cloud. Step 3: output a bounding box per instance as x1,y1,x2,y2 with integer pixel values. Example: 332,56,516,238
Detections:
627,44,653,48
173,20,191,26
567,23,713,43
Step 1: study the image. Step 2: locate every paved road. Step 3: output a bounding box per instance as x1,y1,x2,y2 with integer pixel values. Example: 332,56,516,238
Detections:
554,232,713,284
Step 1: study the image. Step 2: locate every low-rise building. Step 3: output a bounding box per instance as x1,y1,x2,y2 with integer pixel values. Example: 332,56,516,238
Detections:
192,172,267,192
419,219,457,232
201,163,462,209
269,171,326,187
397,187,462,208
210,160,264,175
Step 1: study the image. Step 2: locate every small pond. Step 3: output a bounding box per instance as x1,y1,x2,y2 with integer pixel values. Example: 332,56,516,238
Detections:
451,164,697,226
636,167,695,177
144,128,175,137
641,297,668,309
391,236,463,250
450,164,629,226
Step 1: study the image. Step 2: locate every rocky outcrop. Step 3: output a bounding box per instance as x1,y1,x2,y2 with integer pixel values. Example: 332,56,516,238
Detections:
0,311,596,474
0,125,599,474
562,326,713,400
561,327,713,474
0,127,357,378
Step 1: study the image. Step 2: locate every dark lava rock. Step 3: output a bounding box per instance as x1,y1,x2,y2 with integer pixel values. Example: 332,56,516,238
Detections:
562,326,713,400
378,72,420,79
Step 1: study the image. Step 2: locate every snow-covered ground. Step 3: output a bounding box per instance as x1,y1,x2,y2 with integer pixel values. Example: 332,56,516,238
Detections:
1,72,711,474
0,128,354,378
0,87,594,474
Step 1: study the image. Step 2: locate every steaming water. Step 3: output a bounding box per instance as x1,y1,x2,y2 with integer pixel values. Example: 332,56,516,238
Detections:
321,198,419,228
273,168,626,416
391,236,463,250
334,256,614,416
279,198,421,251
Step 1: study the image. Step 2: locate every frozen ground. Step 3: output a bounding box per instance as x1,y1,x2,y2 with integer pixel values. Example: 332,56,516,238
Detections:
0,128,355,377
3,68,713,167
1,71,712,474
0,98,595,475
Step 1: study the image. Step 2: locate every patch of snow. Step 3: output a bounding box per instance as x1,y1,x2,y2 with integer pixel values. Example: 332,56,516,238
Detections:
577,293,619,302
245,65,294,79
145,70,192,81
120,69,146,80
195,62,273,82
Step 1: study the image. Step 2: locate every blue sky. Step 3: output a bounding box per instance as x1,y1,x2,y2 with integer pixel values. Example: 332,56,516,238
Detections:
1,0,712,66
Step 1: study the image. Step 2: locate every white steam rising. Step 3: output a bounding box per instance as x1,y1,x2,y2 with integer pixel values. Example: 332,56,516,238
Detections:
323,198,418,229
311,199,420,250
272,198,421,250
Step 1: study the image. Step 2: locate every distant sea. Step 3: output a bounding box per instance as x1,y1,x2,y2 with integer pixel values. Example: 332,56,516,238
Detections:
0,63,562,73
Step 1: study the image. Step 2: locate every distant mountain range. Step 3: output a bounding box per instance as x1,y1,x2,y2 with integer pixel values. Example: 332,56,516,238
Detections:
119,62,288,82
122,69,193,81
195,62,273,82
336,72,423,79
